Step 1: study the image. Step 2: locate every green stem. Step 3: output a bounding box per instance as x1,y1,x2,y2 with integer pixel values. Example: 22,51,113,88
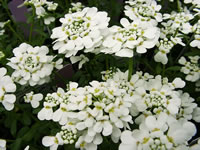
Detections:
29,6,36,42
1,0,16,25
128,57,133,81
7,23,23,42
177,0,181,12
175,32,196,62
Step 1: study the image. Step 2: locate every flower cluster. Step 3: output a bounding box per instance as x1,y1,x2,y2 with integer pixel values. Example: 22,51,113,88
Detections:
0,139,6,150
38,75,135,150
24,91,43,108
102,18,160,57
191,20,200,48
38,69,200,150
0,67,16,111
68,2,85,13
178,56,200,82
119,114,197,150
154,7,194,64
24,0,58,25
51,7,110,58
7,43,63,86
124,0,162,25
184,0,200,16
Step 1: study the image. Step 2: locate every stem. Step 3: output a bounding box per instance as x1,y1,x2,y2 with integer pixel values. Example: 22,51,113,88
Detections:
1,0,16,25
29,6,36,42
177,0,181,12
128,57,133,81
175,32,196,62
7,23,23,42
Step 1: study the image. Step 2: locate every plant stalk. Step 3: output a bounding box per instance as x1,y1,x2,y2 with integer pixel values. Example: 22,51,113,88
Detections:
128,57,133,81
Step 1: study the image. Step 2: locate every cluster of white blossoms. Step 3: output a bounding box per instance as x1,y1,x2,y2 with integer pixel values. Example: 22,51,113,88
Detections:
184,0,200,16
0,67,16,111
51,7,110,58
154,7,194,64
102,18,160,57
178,56,200,82
0,139,6,150
24,91,43,108
38,74,136,150
124,0,162,26
24,0,58,25
68,2,85,14
191,20,200,48
38,69,200,150
119,114,197,150
7,43,63,86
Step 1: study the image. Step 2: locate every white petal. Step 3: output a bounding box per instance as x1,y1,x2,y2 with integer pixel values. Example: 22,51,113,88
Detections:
136,46,147,53
0,68,7,77
115,49,133,57
120,18,130,28
42,136,55,147
82,36,93,49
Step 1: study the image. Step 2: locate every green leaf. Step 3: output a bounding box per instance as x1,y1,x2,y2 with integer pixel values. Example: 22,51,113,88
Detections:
17,127,30,138
11,119,17,136
165,66,181,71
10,138,22,150
22,112,32,125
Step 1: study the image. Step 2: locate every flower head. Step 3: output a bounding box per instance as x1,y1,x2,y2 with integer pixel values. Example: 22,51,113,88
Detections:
102,18,160,57
7,43,63,86
0,67,16,111
51,7,110,57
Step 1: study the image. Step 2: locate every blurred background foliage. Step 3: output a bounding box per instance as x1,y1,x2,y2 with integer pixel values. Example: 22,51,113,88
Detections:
0,0,199,149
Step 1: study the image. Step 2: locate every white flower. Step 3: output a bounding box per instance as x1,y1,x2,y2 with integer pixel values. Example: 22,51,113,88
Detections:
69,2,85,13
192,107,200,122
42,133,63,150
179,56,200,82
38,102,56,120
0,139,6,150
0,67,16,111
70,54,89,69
177,91,197,120
190,35,200,48
51,7,110,57
133,76,181,115
119,130,137,150
7,43,63,86
44,16,55,25
75,136,97,150
102,18,160,57
24,0,57,25
124,0,162,25
24,145,29,150
24,91,43,108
